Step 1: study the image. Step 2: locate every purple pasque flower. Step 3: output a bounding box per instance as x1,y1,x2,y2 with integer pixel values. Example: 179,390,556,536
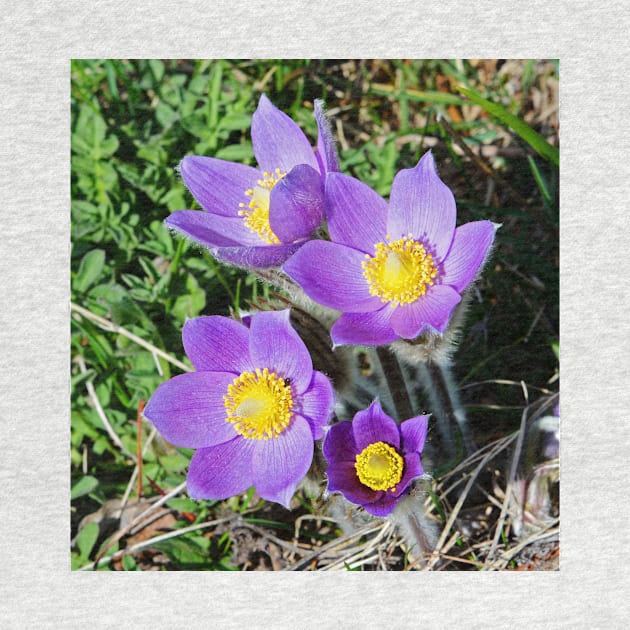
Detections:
323,400,429,517
165,95,338,269
144,309,335,508
284,151,497,346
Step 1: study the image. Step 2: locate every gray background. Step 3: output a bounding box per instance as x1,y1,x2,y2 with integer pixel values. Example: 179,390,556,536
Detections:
2,0,626,627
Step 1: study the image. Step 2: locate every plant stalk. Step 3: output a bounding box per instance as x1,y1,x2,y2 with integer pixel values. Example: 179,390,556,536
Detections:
421,359,476,460
375,346,415,422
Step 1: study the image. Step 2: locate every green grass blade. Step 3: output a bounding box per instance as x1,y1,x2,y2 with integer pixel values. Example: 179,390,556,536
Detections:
527,155,552,207
371,83,467,106
457,86,559,167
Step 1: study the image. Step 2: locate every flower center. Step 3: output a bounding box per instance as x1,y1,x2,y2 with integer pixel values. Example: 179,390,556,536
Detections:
362,235,438,306
223,367,294,440
354,441,404,492
238,169,286,244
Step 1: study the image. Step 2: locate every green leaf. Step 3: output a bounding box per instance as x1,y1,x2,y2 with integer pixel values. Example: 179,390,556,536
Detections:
189,74,208,95
92,283,154,330
167,497,199,514
370,84,466,106
527,155,552,206
71,551,86,570
158,452,190,473
122,555,138,571
172,274,206,324
218,113,252,131
71,475,100,500
155,534,212,569
208,62,224,130
72,104,106,154
148,59,165,83
71,409,100,442
180,112,211,138
103,61,120,101
456,86,559,167
156,101,179,128
100,135,119,158
76,522,100,559
214,143,253,162
71,318,113,370
74,249,106,293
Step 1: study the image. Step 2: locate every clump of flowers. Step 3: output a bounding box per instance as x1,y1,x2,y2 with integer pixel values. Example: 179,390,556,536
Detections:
323,400,429,516
165,95,337,269
141,93,524,564
284,151,497,346
144,309,334,508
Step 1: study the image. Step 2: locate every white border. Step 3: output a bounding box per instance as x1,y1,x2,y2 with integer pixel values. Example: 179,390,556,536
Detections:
2,0,627,626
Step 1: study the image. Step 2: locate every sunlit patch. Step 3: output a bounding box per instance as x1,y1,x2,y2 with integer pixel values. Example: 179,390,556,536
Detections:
238,169,286,244
223,367,294,440
362,234,438,306
354,441,404,492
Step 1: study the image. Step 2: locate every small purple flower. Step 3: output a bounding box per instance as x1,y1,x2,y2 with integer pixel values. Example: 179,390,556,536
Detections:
284,151,497,346
165,95,338,269
144,309,335,508
323,400,429,517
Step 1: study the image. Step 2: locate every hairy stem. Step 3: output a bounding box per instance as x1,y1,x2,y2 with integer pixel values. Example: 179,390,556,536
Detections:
389,491,439,567
375,346,415,422
421,359,476,459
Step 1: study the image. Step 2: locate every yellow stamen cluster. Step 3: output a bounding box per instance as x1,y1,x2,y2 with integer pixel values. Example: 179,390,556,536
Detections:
355,441,404,492
238,168,286,244
223,367,294,440
362,234,438,307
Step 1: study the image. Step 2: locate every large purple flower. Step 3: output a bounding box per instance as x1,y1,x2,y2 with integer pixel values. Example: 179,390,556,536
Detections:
323,400,429,517
165,95,338,269
284,151,497,346
144,309,335,508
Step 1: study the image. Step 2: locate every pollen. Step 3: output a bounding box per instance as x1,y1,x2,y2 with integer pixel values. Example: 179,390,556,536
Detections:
362,235,438,306
354,441,404,492
238,168,286,244
223,367,294,440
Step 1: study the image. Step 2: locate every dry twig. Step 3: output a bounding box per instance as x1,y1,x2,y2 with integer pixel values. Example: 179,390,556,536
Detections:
71,302,191,373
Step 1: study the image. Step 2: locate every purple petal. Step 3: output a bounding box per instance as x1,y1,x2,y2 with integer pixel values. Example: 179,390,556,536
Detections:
186,437,255,499
298,371,335,440
352,400,401,451
251,415,314,508
314,99,339,175
283,241,382,312
387,151,456,260
391,452,424,498
330,308,398,347
363,492,400,517
400,414,430,455
211,241,304,269
165,210,260,248
179,155,259,217
389,284,462,338
251,94,318,173
182,316,253,374
326,172,388,252
248,309,313,393
326,461,380,505
441,220,497,292
144,372,237,448
323,421,357,464
269,164,325,242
